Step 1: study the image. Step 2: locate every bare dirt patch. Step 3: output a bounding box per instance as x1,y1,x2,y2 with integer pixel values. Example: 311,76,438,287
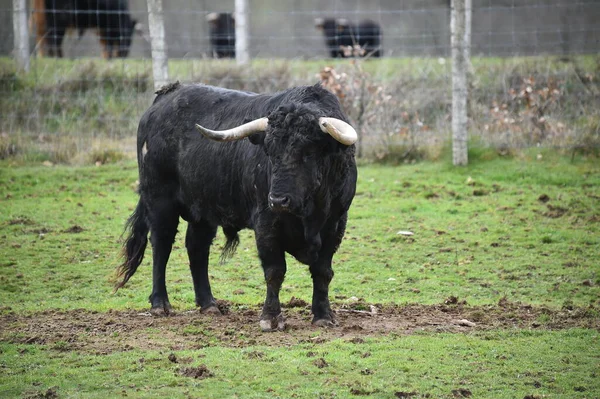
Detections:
62,225,84,233
22,387,58,399
0,302,597,354
178,365,213,379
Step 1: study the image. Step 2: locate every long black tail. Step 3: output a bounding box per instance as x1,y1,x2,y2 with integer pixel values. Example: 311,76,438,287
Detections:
114,199,149,291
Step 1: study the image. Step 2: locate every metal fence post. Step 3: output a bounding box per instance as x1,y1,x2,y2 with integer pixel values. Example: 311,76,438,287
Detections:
451,0,469,166
235,0,249,65
13,0,30,72
147,0,169,90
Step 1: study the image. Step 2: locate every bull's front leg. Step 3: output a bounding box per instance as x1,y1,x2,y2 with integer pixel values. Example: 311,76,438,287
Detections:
256,242,287,332
308,213,347,327
309,258,336,326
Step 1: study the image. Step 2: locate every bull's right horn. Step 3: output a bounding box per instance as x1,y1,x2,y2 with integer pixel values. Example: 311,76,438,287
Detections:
195,117,268,142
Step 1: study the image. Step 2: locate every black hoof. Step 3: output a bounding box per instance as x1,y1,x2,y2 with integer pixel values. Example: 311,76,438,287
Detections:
150,304,172,316
149,295,172,316
200,305,222,315
312,316,337,327
259,313,286,332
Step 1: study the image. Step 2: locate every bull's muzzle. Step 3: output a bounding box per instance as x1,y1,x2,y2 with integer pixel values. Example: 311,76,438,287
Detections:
268,193,291,212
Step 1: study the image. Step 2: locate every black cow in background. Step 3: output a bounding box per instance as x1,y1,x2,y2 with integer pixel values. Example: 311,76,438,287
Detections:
115,82,358,331
31,0,140,58
315,17,382,58
206,12,236,58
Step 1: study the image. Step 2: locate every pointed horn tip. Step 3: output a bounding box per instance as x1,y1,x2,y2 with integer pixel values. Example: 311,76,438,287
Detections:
195,123,207,134
195,118,269,142
195,123,222,140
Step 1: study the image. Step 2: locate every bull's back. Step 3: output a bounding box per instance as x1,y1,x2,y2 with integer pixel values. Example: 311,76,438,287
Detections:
137,83,267,227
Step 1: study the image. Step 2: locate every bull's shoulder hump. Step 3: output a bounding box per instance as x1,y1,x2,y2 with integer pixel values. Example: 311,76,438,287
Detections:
155,81,181,97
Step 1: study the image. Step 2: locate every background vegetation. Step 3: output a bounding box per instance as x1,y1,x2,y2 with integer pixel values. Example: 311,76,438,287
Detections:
1,55,599,164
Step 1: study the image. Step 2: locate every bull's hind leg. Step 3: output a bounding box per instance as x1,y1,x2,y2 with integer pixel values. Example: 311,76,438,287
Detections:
257,244,287,332
186,221,220,314
147,201,180,315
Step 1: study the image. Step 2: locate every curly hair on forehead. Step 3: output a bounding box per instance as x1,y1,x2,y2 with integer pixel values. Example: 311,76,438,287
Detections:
268,103,324,137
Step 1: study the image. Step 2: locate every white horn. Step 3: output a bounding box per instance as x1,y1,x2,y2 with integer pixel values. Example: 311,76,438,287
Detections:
195,117,268,142
318,117,358,145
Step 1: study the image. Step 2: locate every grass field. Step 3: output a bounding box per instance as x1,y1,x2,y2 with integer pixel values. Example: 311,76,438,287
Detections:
1,150,599,398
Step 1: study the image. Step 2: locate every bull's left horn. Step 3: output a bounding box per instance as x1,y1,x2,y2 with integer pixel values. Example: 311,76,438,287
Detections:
318,117,358,146
195,117,268,142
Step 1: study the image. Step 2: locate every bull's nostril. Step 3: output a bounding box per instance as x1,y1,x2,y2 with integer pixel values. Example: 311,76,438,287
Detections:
268,194,290,209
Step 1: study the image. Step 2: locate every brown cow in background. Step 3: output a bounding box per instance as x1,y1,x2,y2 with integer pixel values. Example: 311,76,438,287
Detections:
30,0,141,58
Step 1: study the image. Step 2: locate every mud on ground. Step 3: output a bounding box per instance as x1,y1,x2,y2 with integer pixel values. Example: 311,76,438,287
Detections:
1,300,597,354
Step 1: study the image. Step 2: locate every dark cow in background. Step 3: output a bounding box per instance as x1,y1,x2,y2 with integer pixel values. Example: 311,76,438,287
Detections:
30,0,140,58
206,12,236,58
315,17,382,58
115,82,357,331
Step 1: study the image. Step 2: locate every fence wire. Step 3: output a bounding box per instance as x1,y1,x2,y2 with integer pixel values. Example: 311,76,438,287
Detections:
1,0,599,162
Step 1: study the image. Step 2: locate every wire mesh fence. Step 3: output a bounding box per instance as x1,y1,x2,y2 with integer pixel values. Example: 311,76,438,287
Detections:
1,0,599,163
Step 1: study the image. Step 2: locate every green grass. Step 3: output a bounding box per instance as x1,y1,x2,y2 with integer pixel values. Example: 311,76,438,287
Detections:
1,154,599,398
1,152,598,313
1,329,598,399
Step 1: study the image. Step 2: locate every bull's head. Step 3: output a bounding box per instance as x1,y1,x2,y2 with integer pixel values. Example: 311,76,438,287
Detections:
195,105,357,216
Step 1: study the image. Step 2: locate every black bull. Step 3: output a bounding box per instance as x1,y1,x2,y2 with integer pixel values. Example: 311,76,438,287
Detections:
206,12,235,59
115,82,358,331
315,18,382,58
31,0,138,58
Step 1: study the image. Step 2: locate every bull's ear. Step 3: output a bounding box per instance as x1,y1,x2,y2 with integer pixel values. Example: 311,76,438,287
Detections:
248,133,265,145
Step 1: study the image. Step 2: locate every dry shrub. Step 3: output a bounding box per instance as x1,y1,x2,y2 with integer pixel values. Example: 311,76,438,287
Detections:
477,75,566,147
319,62,445,163
471,58,600,153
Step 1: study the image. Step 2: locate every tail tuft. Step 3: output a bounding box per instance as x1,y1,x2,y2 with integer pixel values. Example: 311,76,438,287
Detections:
219,226,240,264
114,200,149,291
